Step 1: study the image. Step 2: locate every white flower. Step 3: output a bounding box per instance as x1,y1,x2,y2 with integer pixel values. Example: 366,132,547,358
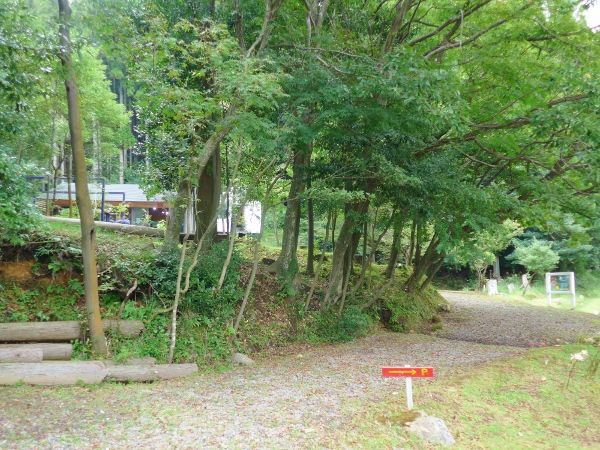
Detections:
570,350,589,362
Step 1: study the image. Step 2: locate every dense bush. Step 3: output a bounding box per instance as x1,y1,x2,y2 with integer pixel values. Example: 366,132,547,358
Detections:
0,148,41,245
382,287,447,333
303,306,375,343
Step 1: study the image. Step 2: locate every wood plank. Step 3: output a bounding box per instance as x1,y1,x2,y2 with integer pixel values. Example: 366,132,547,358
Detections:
0,362,107,385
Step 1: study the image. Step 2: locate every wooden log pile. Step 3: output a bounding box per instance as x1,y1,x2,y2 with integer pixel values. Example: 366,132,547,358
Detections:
0,320,198,385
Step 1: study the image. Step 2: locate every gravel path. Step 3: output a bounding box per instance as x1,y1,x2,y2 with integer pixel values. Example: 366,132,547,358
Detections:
437,291,600,347
0,333,520,449
1,292,598,449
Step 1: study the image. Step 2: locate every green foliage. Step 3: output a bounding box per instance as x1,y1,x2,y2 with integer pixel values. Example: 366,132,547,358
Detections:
381,285,447,333
303,306,374,343
0,149,41,245
107,301,170,362
509,238,560,276
0,281,82,323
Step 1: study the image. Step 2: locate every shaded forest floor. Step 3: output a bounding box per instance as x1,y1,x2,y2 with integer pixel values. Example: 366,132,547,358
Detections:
1,293,598,449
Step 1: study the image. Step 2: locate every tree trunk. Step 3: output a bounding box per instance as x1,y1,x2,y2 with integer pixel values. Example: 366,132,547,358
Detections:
324,199,368,306
58,0,107,355
233,0,246,51
195,150,221,243
405,234,440,293
385,216,404,278
119,147,126,184
64,140,73,218
493,255,501,280
163,112,236,252
274,147,311,288
331,209,337,251
164,177,191,252
304,209,332,310
406,218,417,266
306,155,315,275
419,254,445,291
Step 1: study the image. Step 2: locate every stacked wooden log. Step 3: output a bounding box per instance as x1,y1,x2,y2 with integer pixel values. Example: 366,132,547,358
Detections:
0,320,198,385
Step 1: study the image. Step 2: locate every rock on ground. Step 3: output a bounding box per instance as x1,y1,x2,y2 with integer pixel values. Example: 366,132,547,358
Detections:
408,413,455,447
232,352,255,366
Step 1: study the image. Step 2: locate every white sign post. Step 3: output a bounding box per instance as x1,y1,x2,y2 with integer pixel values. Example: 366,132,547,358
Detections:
404,365,414,410
545,272,576,309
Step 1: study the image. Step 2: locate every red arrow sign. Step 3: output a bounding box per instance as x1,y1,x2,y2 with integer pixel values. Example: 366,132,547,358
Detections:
382,367,434,378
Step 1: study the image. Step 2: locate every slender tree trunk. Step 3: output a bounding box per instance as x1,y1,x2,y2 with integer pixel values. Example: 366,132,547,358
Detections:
331,209,337,252
273,212,280,246
306,155,314,275
234,198,272,333
405,234,439,293
419,254,445,291
58,0,107,356
407,218,417,266
64,141,73,218
324,199,368,306
92,118,100,178
168,235,189,363
305,209,331,310
119,147,125,184
164,177,191,252
385,215,404,278
233,0,246,51
217,199,245,291
273,146,311,288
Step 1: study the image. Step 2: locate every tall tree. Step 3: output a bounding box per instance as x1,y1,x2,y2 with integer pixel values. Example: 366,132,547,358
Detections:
57,0,107,356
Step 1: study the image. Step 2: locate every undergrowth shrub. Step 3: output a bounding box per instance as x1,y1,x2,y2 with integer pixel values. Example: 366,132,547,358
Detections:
382,287,447,332
303,306,375,343
120,241,245,364
0,148,41,246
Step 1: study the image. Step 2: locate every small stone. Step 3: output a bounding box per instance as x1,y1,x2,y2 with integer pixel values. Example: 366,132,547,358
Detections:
408,414,455,447
232,353,255,366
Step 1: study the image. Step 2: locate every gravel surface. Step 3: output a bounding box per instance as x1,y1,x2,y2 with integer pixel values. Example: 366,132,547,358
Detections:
0,333,520,449
1,292,597,449
437,291,600,347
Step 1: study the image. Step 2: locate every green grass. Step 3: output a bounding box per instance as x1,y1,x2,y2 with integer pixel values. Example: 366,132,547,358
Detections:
339,344,600,449
45,220,160,248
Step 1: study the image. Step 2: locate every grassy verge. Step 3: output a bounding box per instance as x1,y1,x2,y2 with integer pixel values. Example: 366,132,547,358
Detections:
339,343,600,449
